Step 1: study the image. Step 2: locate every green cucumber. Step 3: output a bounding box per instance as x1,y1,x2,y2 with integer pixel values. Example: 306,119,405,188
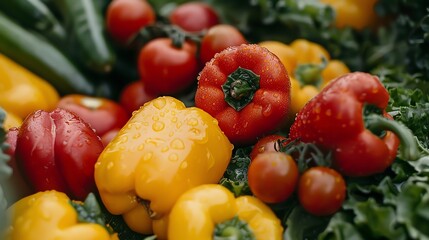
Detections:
0,0,66,45
0,12,94,95
53,0,115,74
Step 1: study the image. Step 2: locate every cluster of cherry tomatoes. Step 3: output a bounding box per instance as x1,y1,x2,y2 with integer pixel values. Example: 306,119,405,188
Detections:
106,0,247,96
248,134,347,216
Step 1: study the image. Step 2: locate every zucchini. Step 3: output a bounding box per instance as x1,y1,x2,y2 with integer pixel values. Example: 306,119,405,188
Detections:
0,0,66,45
53,0,115,74
0,13,94,95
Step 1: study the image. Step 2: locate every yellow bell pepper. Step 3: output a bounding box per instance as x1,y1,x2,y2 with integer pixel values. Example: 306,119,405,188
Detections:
3,191,118,240
320,0,380,30
258,39,350,118
95,96,233,234
289,39,331,65
0,54,59,119
258,41,297,76
168,184,283,240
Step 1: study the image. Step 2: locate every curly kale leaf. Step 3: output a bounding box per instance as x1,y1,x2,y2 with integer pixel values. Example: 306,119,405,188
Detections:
0,108,12,232
219,147,252,197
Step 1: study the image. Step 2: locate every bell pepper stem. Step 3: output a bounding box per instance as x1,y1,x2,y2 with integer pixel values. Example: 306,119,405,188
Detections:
222,67,260,111
213,216,255,240
230,80,254,99
365,114,420,161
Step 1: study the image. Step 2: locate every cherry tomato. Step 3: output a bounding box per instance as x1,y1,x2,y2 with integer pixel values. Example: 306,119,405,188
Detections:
199,24,247,64
248,151,299,203
57,94,129,136
298,166,346,216
101,128,121,147
138,38,199,95
250,134,288,160
119,80,157,115
106,0,156,45
169,2,219,33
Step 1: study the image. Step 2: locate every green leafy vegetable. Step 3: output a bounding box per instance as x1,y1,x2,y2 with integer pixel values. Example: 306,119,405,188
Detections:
0,108,12,232
219,147,252,197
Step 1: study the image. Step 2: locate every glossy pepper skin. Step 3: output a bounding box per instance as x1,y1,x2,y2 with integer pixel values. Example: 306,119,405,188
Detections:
95,96,233,234
14,108,104,200
0,54,59,119
195,44,291,146
168,184,283,240
3,190,118,240
289,72,418,177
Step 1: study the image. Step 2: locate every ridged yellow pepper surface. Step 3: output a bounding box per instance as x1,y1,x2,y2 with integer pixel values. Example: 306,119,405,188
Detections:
168,184,283,240
94,96,233,234
0,54,59,120
3,191,118,240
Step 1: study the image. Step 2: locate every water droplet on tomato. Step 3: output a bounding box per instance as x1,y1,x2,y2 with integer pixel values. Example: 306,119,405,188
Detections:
32,110,42,118
325,109,332,116
262,104,272,117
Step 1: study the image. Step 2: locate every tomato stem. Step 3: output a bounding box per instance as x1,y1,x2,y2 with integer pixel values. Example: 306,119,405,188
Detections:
365,114,420,161
222,67,260,111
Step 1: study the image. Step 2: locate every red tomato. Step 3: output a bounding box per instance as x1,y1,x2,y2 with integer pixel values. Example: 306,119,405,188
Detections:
106,0,156,45
298,166,346,216
119,80,157,115
169,2,219,33
15,109,104,200
199,24,247,64
101,128,121,147
248,151,299,203
57,94,129,137
138,38,199,95
250,134,288,160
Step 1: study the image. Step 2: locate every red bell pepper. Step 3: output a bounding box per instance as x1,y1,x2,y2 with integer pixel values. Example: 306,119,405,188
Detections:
289,72,419,177
14,108,104,200
195,44,291,146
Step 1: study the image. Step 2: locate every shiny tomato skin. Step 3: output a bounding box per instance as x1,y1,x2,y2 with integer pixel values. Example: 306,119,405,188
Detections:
101,128,120,147
138,38,199,95
106,0,156,44
119,80,157,115
169,2,219,33
248,151,299,203
250,134,288,160
57,94,130,137
298,166,346,216
199,24,247,64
